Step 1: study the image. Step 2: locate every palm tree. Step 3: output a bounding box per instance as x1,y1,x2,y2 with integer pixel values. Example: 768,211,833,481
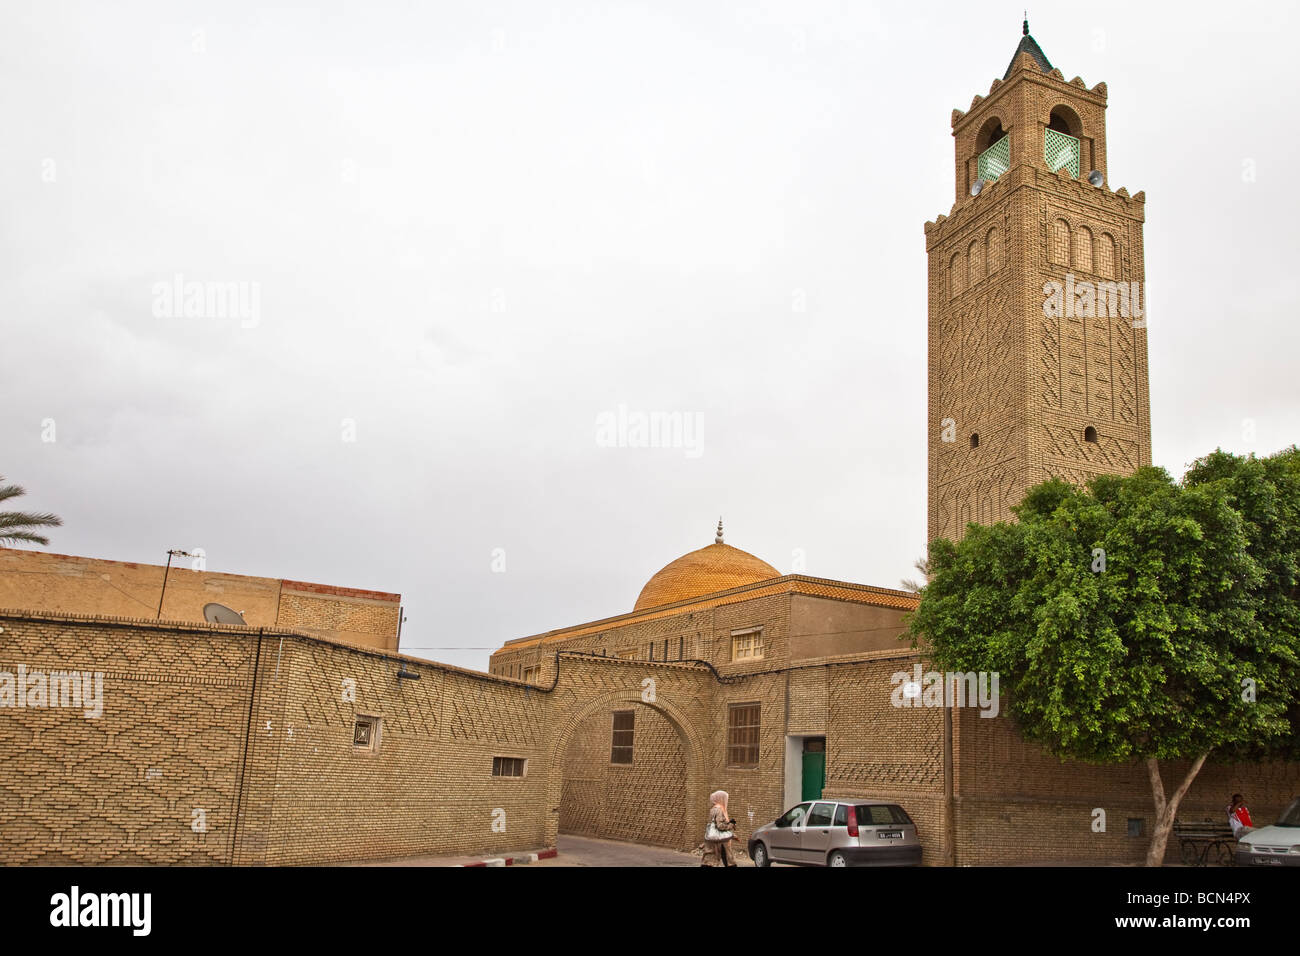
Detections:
899,554,931,594
0,476,62,546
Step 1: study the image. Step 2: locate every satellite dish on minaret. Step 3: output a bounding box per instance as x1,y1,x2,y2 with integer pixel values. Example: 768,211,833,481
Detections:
204,603,247,625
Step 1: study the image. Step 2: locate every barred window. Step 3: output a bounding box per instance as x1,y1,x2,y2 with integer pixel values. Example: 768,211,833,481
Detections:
611,710,635,765
492,756,526,777
727,703,761,768
731,628,765,662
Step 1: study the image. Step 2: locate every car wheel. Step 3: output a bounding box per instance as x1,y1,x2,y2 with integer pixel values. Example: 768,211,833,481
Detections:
752,842,770,867
828,850,848,868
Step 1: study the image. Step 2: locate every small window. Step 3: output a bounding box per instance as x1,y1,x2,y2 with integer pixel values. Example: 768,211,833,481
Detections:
833,805,848,827
1127,818,1144,837
731,628,765,662
521,665,539,683
1084,426,1098,443
353,716,381,752
492,756,526,777
610,710,634,765
970,433,980,449
727,702,761,768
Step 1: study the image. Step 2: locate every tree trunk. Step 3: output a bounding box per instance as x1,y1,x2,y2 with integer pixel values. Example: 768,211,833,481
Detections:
1145,753,1210,866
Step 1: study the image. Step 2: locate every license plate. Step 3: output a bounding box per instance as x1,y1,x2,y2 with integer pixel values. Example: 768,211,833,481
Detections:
1254,857,1282,866
878,830,902,840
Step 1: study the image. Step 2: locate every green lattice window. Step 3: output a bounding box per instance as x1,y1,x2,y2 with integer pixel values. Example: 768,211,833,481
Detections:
1044,127,1080,178
977,136,1010,182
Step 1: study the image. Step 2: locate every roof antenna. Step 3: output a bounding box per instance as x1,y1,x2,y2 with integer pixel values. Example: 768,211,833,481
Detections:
715,517,724,545
1023,12,1029,36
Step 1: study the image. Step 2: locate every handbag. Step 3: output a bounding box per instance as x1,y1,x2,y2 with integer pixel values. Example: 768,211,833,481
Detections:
705,818,735,842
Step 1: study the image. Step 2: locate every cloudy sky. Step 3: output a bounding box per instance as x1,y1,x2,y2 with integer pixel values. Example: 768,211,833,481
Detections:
3,1,1297,672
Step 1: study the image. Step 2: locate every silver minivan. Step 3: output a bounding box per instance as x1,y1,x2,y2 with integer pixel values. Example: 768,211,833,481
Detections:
748,799,922,867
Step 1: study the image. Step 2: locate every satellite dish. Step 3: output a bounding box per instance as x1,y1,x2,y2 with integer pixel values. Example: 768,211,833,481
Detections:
204,603,247,625
1087,169,1104,187
970,178,986,197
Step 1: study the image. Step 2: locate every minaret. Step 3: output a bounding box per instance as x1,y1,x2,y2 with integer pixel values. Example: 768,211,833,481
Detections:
924,20,1152,545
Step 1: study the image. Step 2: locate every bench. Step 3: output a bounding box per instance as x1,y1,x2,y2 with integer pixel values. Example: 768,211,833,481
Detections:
1172,819,1236,867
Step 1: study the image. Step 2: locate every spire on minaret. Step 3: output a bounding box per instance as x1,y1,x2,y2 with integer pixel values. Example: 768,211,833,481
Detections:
715,518,724,545
1004,15,1052,80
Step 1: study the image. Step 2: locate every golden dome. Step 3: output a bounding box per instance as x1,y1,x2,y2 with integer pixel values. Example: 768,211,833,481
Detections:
634,521,780,611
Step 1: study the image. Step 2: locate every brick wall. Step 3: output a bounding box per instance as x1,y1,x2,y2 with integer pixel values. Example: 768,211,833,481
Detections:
0,550,401,652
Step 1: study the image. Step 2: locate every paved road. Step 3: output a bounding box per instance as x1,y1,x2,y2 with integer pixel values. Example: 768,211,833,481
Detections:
532,834,727,867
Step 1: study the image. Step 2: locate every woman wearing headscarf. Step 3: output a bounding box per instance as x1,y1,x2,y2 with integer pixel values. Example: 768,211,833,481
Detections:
701,790,737,867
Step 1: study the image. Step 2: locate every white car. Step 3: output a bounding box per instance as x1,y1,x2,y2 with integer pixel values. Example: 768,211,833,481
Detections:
1236,797,1300,867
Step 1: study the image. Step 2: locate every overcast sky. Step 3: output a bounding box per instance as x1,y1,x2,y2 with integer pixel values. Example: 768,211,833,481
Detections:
3,1,1297,672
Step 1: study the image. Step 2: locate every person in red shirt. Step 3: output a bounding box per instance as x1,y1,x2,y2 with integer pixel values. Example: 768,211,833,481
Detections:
1228,793,1254,838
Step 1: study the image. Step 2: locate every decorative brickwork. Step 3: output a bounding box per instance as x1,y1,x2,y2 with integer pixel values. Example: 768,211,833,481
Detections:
927,46,1151,545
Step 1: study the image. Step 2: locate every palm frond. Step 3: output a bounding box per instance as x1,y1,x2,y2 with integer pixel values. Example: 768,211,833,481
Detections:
0,511,63,530
0,530,53,547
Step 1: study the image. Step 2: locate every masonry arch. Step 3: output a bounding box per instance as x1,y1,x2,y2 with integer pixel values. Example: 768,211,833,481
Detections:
545,685,707,851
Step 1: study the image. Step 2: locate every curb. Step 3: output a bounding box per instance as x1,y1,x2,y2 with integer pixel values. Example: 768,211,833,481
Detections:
457,847,557,868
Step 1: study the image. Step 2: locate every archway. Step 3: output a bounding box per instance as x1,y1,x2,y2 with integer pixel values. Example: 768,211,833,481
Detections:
546,687,705,851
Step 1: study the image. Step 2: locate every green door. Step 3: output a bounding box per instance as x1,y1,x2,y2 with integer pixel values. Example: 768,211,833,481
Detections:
801,751,826,801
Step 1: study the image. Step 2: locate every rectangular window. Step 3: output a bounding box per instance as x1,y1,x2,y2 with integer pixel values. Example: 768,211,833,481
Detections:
610,710,635,765
731,628,765,662
727,703,760,768
522,665,539,683
353,716,381,752
492,756,526,777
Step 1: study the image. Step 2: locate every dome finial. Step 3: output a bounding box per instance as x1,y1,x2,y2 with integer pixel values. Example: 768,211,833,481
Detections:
1023,12,1029,36
715,517,724,545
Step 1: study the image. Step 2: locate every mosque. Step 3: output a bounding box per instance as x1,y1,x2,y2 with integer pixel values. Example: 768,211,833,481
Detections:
2,22,1296,867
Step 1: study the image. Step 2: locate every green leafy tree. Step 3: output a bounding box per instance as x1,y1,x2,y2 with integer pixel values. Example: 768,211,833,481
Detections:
910,452,1300,866
0,476,63,546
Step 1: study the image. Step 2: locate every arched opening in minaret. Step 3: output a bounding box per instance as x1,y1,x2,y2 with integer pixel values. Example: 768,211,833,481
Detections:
975,116,1007,153
970,433,980,449
1084,426,1098,443
1048,105,1083,138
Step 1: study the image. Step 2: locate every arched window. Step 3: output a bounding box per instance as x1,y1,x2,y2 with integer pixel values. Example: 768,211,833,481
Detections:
1096,233,1117,279
1084,426,1098,443
970,433,980,449
986,227,1000,273
1050,219,1070,265
1075,225,1093,273
1048,105,1084,137
968,239,982,285
950,252,963,298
